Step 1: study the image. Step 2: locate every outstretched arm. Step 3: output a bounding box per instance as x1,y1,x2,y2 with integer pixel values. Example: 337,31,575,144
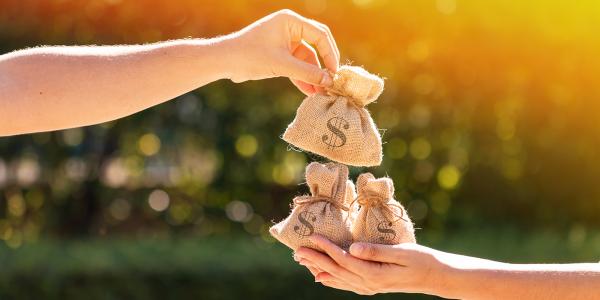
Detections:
295,235,600,299
0,9,339,136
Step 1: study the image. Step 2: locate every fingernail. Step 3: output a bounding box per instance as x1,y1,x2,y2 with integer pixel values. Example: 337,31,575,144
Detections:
320,73,332,86
350,243,364,255
314,278,321,283
293,254,300,262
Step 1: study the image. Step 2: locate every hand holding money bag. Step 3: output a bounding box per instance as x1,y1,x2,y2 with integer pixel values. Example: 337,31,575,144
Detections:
270,162,354,251
283,66,384,167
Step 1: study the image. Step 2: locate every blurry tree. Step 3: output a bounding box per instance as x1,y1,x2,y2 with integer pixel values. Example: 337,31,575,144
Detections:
1,0,600,249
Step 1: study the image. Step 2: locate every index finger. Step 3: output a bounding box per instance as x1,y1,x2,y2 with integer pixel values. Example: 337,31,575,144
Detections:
288,16,340,72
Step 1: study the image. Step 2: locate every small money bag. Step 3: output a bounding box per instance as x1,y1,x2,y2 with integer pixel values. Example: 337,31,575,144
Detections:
351,173,416,245
270,162,354,251
282,66,384,167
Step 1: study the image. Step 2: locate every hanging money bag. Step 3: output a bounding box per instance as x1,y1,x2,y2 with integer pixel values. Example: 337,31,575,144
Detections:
282,66,384,167
269,162,354,251
351,173,416,245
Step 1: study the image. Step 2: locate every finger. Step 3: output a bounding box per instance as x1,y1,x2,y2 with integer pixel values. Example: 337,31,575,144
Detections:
300,258,353,283
291,79,317,95
288,15,339,73
280,55,333,87
311,266,357,286
313,22,340,66
306,265,322,277
320,280,372,295
292,41,320,65
304,19,340,72
316,272,376,295
298,258,322,273
295,247,360,282
314,271,336,282
297,257,322,277
290,41,322,95
349,242,411,264
309,235,376,274
319,280,352,291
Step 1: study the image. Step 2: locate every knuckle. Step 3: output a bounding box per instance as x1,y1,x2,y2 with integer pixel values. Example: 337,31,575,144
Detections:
308,68,324,83
319,50,333,61
276,9,298,18
316,38,331,51
315,26,328,37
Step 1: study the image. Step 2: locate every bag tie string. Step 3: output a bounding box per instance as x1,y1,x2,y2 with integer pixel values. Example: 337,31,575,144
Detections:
350,192,408,223
293,195,349,212
322,66,384,107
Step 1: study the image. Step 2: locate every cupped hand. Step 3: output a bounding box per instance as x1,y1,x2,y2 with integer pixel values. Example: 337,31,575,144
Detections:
293,235,451,296
224,9,340,95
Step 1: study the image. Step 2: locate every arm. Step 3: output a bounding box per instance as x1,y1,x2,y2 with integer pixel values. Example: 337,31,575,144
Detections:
451,260,600,300
295,235,600,299
0,39,232,136
0,9,339,136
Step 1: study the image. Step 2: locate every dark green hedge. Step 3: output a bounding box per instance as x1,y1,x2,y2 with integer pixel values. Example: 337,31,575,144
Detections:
0,229,598,300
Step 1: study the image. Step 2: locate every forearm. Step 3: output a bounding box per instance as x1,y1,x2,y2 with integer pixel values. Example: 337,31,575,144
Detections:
440,255,600,300
0,37,236,136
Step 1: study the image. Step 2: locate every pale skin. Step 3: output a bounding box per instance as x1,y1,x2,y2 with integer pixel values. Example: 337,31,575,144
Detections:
1,7,599,299
0,9,340,136
295,235,600,299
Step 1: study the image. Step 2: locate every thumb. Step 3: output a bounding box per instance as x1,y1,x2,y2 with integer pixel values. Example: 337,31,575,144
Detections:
280,56,333,87
349,242,408,264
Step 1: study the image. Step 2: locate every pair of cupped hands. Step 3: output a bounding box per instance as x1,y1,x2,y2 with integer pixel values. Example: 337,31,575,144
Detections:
240,10,449,296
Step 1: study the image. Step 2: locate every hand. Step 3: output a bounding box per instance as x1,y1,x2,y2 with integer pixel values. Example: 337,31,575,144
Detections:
296,236,600,300
223,9,340,95
294,235,452,297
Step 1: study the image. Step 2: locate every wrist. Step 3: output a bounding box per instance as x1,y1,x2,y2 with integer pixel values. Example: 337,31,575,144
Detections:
207,34,242,81
435,254,510,299
204,32,249,83
425,259,462,298
173,37,240,83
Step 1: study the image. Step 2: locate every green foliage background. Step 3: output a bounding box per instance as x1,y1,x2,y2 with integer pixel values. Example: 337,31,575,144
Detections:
1,0,600,299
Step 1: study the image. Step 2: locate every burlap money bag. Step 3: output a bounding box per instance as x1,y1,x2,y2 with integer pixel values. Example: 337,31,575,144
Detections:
282,66,384,167
269,162,353,251
351,173,416,244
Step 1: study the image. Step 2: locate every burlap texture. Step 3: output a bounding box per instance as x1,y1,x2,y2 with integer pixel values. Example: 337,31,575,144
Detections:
351,173,416,245
270,162,353,251
282,66,384,167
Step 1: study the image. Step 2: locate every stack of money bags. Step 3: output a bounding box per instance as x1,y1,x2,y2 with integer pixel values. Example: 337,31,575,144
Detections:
271,66,415,251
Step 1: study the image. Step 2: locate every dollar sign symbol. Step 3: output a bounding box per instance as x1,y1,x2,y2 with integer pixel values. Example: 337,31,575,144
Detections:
322,117,349,149
377,221,396,242
294,211,317,237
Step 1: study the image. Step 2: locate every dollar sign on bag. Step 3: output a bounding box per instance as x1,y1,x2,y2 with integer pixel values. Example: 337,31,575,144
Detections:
322,117,349,149
294,211,317,237
377,221,396,242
